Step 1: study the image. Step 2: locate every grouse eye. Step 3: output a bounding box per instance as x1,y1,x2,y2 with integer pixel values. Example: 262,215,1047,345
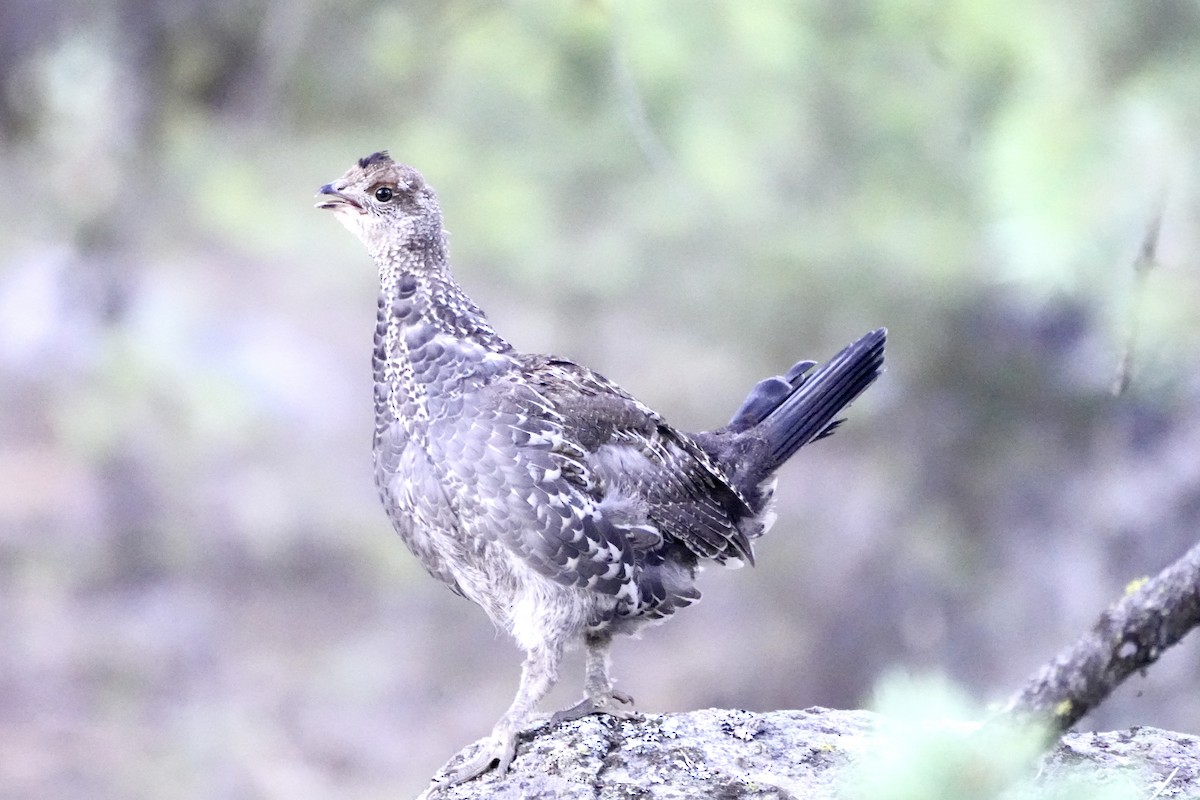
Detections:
374,186,394,202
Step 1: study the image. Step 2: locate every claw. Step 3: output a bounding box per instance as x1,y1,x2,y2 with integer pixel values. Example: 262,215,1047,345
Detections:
435,730,519,786
551,690,639,726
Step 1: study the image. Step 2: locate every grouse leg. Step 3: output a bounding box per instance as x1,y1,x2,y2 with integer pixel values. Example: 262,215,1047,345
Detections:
552,630,638,725
439,640,563,785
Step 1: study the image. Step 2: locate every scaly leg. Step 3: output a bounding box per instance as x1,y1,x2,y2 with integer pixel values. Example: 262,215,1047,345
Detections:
552,630,638,725
438,641,563,785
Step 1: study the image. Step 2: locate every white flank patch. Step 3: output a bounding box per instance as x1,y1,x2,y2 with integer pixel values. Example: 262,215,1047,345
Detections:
593,443,655,475
509,591,544,652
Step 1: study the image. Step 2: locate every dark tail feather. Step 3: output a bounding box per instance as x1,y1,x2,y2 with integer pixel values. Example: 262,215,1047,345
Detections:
732,328,885,474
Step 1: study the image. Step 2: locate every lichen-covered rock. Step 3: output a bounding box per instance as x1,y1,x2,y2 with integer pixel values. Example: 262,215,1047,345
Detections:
419,707,876,800
416,707,1200,800
1036,726,1200,795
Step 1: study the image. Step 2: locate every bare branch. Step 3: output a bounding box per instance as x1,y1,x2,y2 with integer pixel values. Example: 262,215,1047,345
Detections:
608,13,675,172
1002,539,1200,735
1112,198,1166,396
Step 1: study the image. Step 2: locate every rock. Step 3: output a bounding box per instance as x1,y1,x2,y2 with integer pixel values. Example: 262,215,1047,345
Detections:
415,707,1199,800
1040,725,1199,793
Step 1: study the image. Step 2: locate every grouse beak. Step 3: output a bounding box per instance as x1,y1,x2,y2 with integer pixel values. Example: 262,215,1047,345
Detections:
315,183,363,212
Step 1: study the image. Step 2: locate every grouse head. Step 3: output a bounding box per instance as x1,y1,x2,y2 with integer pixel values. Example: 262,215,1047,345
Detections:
316,152,442,258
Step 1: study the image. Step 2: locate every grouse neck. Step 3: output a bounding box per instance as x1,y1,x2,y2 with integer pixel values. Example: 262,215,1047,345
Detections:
374,239,512,354
370,222,448,286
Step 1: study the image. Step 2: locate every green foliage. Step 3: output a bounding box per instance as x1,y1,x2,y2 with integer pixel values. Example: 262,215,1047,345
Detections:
847,673,1143,800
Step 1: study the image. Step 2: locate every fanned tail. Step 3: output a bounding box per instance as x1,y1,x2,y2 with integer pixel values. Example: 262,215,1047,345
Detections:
729,328,886,476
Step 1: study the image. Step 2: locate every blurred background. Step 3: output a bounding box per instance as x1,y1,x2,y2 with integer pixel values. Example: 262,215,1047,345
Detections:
3,0,1200,797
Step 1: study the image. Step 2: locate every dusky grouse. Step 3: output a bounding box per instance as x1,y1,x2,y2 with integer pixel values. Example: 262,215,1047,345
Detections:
316,152,885,785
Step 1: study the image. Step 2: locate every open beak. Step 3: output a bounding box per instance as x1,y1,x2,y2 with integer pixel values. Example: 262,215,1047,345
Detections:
315,183,363,212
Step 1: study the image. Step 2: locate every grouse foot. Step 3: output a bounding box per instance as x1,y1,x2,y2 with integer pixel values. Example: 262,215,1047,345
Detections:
436,729,520,786
551,689,639,725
